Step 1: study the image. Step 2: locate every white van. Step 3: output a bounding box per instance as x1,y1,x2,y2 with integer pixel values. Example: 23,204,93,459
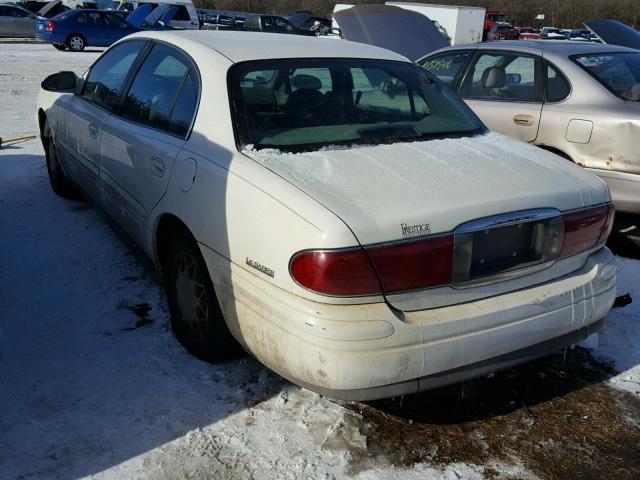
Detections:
107,0,199,29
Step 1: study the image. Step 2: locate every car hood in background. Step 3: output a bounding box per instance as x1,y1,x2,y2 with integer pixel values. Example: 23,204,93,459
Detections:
333,4,447,61
584,19,640,50
244,132,609,246
127,4,177,29
126,4,154,27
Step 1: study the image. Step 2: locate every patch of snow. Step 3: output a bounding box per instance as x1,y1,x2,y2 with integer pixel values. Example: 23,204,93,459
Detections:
591,256,640,394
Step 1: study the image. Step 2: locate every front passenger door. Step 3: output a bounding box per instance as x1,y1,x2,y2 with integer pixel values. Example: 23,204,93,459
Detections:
55,40,146,200
458,51,542,143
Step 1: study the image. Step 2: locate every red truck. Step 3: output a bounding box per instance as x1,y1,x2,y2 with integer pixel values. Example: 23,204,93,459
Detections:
484,10,507,39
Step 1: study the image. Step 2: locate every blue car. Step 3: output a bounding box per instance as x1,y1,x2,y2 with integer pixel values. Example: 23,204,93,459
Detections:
36,9,139,51
36,5,176,51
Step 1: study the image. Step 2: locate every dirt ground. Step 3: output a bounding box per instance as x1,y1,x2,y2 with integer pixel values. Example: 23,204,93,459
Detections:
343,348,640,479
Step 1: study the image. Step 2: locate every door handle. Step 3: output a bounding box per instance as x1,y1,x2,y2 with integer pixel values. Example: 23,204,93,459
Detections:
513,114,534,127
88,123,99,139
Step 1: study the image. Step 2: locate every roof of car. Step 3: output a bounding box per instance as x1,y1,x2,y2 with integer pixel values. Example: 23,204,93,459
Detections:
125,30,409,63
425,39,638,59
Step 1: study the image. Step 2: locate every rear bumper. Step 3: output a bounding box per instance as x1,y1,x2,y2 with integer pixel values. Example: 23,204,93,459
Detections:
589,168,640,214
202,245,616,401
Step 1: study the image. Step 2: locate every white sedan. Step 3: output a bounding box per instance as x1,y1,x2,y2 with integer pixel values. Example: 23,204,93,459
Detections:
37,31,616,400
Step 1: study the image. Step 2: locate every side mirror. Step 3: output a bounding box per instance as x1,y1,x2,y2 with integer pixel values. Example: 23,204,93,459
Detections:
155,20,165,28
41,71,78,92
505,73,522,85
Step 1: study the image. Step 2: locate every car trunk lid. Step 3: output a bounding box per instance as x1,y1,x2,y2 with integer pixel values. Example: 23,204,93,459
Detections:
245,132,610,309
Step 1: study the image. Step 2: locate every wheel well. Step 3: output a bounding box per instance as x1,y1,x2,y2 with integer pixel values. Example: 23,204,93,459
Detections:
155,214,193,273
538,145,574,163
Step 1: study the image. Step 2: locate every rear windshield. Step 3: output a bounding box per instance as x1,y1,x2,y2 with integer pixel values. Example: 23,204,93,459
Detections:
228,58,485,152
572,52,640,101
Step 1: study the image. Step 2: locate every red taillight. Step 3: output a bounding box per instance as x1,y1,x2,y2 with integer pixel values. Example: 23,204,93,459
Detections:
366,236,454,293
47,21,54,31
290,248,382,296
290,235,454,297
561,204,614,257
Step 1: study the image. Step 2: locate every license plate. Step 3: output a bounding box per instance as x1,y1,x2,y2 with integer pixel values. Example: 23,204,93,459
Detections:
452,212,564,286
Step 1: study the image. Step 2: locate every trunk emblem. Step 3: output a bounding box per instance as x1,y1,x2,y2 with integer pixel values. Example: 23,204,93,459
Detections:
401,223,432,238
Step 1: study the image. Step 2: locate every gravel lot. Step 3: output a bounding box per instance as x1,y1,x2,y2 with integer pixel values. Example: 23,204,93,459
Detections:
1,43,639,480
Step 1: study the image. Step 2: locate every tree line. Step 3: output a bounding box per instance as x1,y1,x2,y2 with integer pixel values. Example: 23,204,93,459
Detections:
194,0,640,29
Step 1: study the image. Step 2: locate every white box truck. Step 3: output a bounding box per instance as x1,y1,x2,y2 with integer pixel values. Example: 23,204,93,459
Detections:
386,2,485,45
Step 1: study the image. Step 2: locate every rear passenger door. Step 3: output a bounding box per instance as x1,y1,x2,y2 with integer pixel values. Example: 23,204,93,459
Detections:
98,42,199,244
458,51,543,142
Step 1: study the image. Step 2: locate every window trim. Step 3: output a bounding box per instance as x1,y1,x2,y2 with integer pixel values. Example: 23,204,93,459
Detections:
542,59,572,104
458,49,543,104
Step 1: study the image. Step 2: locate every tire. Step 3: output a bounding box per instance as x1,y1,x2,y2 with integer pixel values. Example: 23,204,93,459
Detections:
44,124,76,198
66,34,85,52
164,231,241,362
53,43,66,51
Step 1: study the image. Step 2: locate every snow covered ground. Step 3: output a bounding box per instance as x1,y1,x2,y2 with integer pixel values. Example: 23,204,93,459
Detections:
0,43,638,480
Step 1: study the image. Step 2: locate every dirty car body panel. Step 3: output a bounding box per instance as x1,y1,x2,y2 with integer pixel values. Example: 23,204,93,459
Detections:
38,31,616,400
420,40,640,213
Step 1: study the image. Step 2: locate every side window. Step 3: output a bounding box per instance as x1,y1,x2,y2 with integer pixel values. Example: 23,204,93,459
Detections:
6,7,29,17
420,51,472,87
77,12,102,25
274,17,293,32
120,44,192,132
103,13,127,27
460,52,538,102
173,5,190,21
168,72,198,136
81,40,146,111
545,63,570,102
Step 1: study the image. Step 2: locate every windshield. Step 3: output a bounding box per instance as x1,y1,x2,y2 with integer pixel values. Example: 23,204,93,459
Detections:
229,59,485,152
573,52,640,101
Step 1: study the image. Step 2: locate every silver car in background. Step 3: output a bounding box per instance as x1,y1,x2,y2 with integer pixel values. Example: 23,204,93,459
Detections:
420,40,640,214
0,2,37,37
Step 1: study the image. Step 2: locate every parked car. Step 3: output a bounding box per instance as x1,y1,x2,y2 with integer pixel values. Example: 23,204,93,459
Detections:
36,9,138,50
420,40,640,213
540,27,567,39
0,2,37,37
568,28,592,41
38,31,616,401
35,5,173,51
517,26,540,40
198,9,244,30
484,9,507,37
486,22,519,41
243,14,306,35
108,0,199,29
18,0,68,18
287,10,331,36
